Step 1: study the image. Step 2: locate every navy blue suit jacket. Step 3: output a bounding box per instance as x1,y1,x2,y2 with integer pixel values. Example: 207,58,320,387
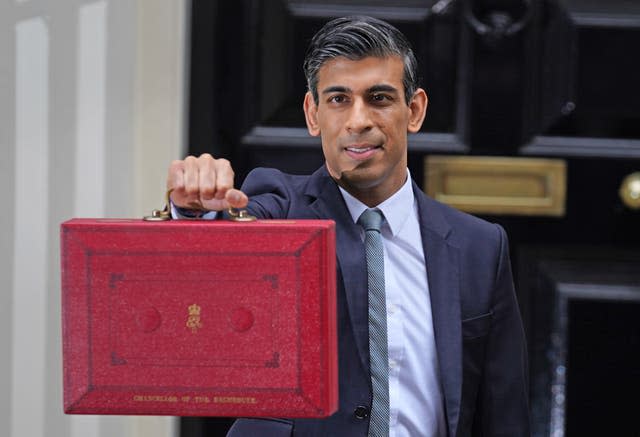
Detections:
227,166,530,437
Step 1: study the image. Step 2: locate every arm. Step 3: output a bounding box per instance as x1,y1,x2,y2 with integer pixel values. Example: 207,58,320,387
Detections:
477,225,530,436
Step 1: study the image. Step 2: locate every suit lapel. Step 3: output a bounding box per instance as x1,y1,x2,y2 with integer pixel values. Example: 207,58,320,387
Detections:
304,170,463,434
414,183,462,437
306,167,371,373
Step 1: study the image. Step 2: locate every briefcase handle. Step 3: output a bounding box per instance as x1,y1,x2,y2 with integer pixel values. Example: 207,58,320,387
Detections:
143,189,256,222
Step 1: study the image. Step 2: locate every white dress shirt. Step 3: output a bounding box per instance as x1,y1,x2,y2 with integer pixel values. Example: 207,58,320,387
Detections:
338,169,446,437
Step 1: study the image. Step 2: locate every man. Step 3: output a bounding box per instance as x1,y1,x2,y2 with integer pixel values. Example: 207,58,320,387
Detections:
167,16,530,437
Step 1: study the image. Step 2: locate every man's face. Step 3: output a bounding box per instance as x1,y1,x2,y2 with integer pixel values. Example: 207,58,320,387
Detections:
304,55,427,205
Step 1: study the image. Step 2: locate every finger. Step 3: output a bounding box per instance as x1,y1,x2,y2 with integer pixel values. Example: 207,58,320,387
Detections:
225,188,249,209
198,154,216,200
167,160,186,205
213,158,234,200
183,155,200,201
200,188,248,211
167,159,185,190
199,197,230,211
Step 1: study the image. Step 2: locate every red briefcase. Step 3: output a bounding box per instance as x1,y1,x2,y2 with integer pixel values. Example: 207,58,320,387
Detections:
60,217,337,417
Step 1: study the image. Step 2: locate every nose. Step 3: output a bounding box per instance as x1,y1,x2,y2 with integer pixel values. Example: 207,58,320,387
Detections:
345,98,373,134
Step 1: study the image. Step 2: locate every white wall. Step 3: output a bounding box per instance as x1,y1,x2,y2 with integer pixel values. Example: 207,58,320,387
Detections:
0,0,189,436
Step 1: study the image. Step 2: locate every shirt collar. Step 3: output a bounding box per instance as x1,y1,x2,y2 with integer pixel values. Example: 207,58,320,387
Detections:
338,169,415,237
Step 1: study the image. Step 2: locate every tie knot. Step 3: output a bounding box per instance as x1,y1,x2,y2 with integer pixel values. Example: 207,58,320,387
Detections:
358,208,384,232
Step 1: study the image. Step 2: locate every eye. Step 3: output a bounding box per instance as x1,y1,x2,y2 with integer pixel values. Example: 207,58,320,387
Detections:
370,93,393,104
328,94,347,104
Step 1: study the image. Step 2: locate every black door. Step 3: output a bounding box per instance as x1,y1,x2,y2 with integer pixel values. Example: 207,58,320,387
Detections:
185,1,640,436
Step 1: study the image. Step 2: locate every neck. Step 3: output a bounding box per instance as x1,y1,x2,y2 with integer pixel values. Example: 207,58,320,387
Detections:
336,172,408,208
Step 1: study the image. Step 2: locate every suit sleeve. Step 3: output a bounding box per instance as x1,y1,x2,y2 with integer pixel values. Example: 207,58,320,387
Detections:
239,168,293,219
477,224,530,436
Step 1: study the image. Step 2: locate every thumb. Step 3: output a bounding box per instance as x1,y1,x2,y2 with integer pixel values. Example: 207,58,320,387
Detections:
225,188,249,209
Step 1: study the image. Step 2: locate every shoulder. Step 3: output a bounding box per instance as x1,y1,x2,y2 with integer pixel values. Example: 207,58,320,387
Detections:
240,167,324,219
242,167,311,196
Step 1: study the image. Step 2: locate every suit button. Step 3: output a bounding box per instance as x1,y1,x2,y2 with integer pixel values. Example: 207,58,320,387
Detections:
354,405,369,419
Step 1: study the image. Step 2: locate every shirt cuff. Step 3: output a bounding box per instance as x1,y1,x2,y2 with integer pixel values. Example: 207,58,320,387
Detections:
170,201,218,220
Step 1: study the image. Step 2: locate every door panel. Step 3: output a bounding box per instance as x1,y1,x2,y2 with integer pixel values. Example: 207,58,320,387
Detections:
519,248,640,437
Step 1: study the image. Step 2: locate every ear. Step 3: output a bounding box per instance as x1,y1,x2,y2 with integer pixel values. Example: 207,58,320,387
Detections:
407,88,428,133
303,91,321,136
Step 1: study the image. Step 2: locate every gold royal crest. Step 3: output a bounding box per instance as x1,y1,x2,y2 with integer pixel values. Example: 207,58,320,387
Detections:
186,303,202,333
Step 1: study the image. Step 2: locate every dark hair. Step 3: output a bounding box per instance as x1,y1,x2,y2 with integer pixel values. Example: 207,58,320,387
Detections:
303,16,419,105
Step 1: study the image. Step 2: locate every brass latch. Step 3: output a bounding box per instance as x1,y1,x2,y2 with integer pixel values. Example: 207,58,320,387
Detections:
619,172,640,210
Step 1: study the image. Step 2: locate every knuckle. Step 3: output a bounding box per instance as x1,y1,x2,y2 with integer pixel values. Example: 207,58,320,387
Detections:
201,185,215,195
217,181,232,191
171,179,185,190
184,185,199,196
200,180,215,193
168,160,183,177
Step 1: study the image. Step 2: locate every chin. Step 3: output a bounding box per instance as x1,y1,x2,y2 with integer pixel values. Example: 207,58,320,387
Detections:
339,169,385,190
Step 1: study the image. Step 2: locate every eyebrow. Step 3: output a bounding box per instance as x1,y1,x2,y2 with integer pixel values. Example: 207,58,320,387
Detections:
320,84,399,95
368,84,399,94
321,86,351,95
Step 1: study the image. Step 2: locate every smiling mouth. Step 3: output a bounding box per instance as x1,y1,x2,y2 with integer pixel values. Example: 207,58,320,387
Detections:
345,145,381,154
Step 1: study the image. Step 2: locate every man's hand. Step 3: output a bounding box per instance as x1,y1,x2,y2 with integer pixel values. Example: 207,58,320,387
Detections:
167,153,248,211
